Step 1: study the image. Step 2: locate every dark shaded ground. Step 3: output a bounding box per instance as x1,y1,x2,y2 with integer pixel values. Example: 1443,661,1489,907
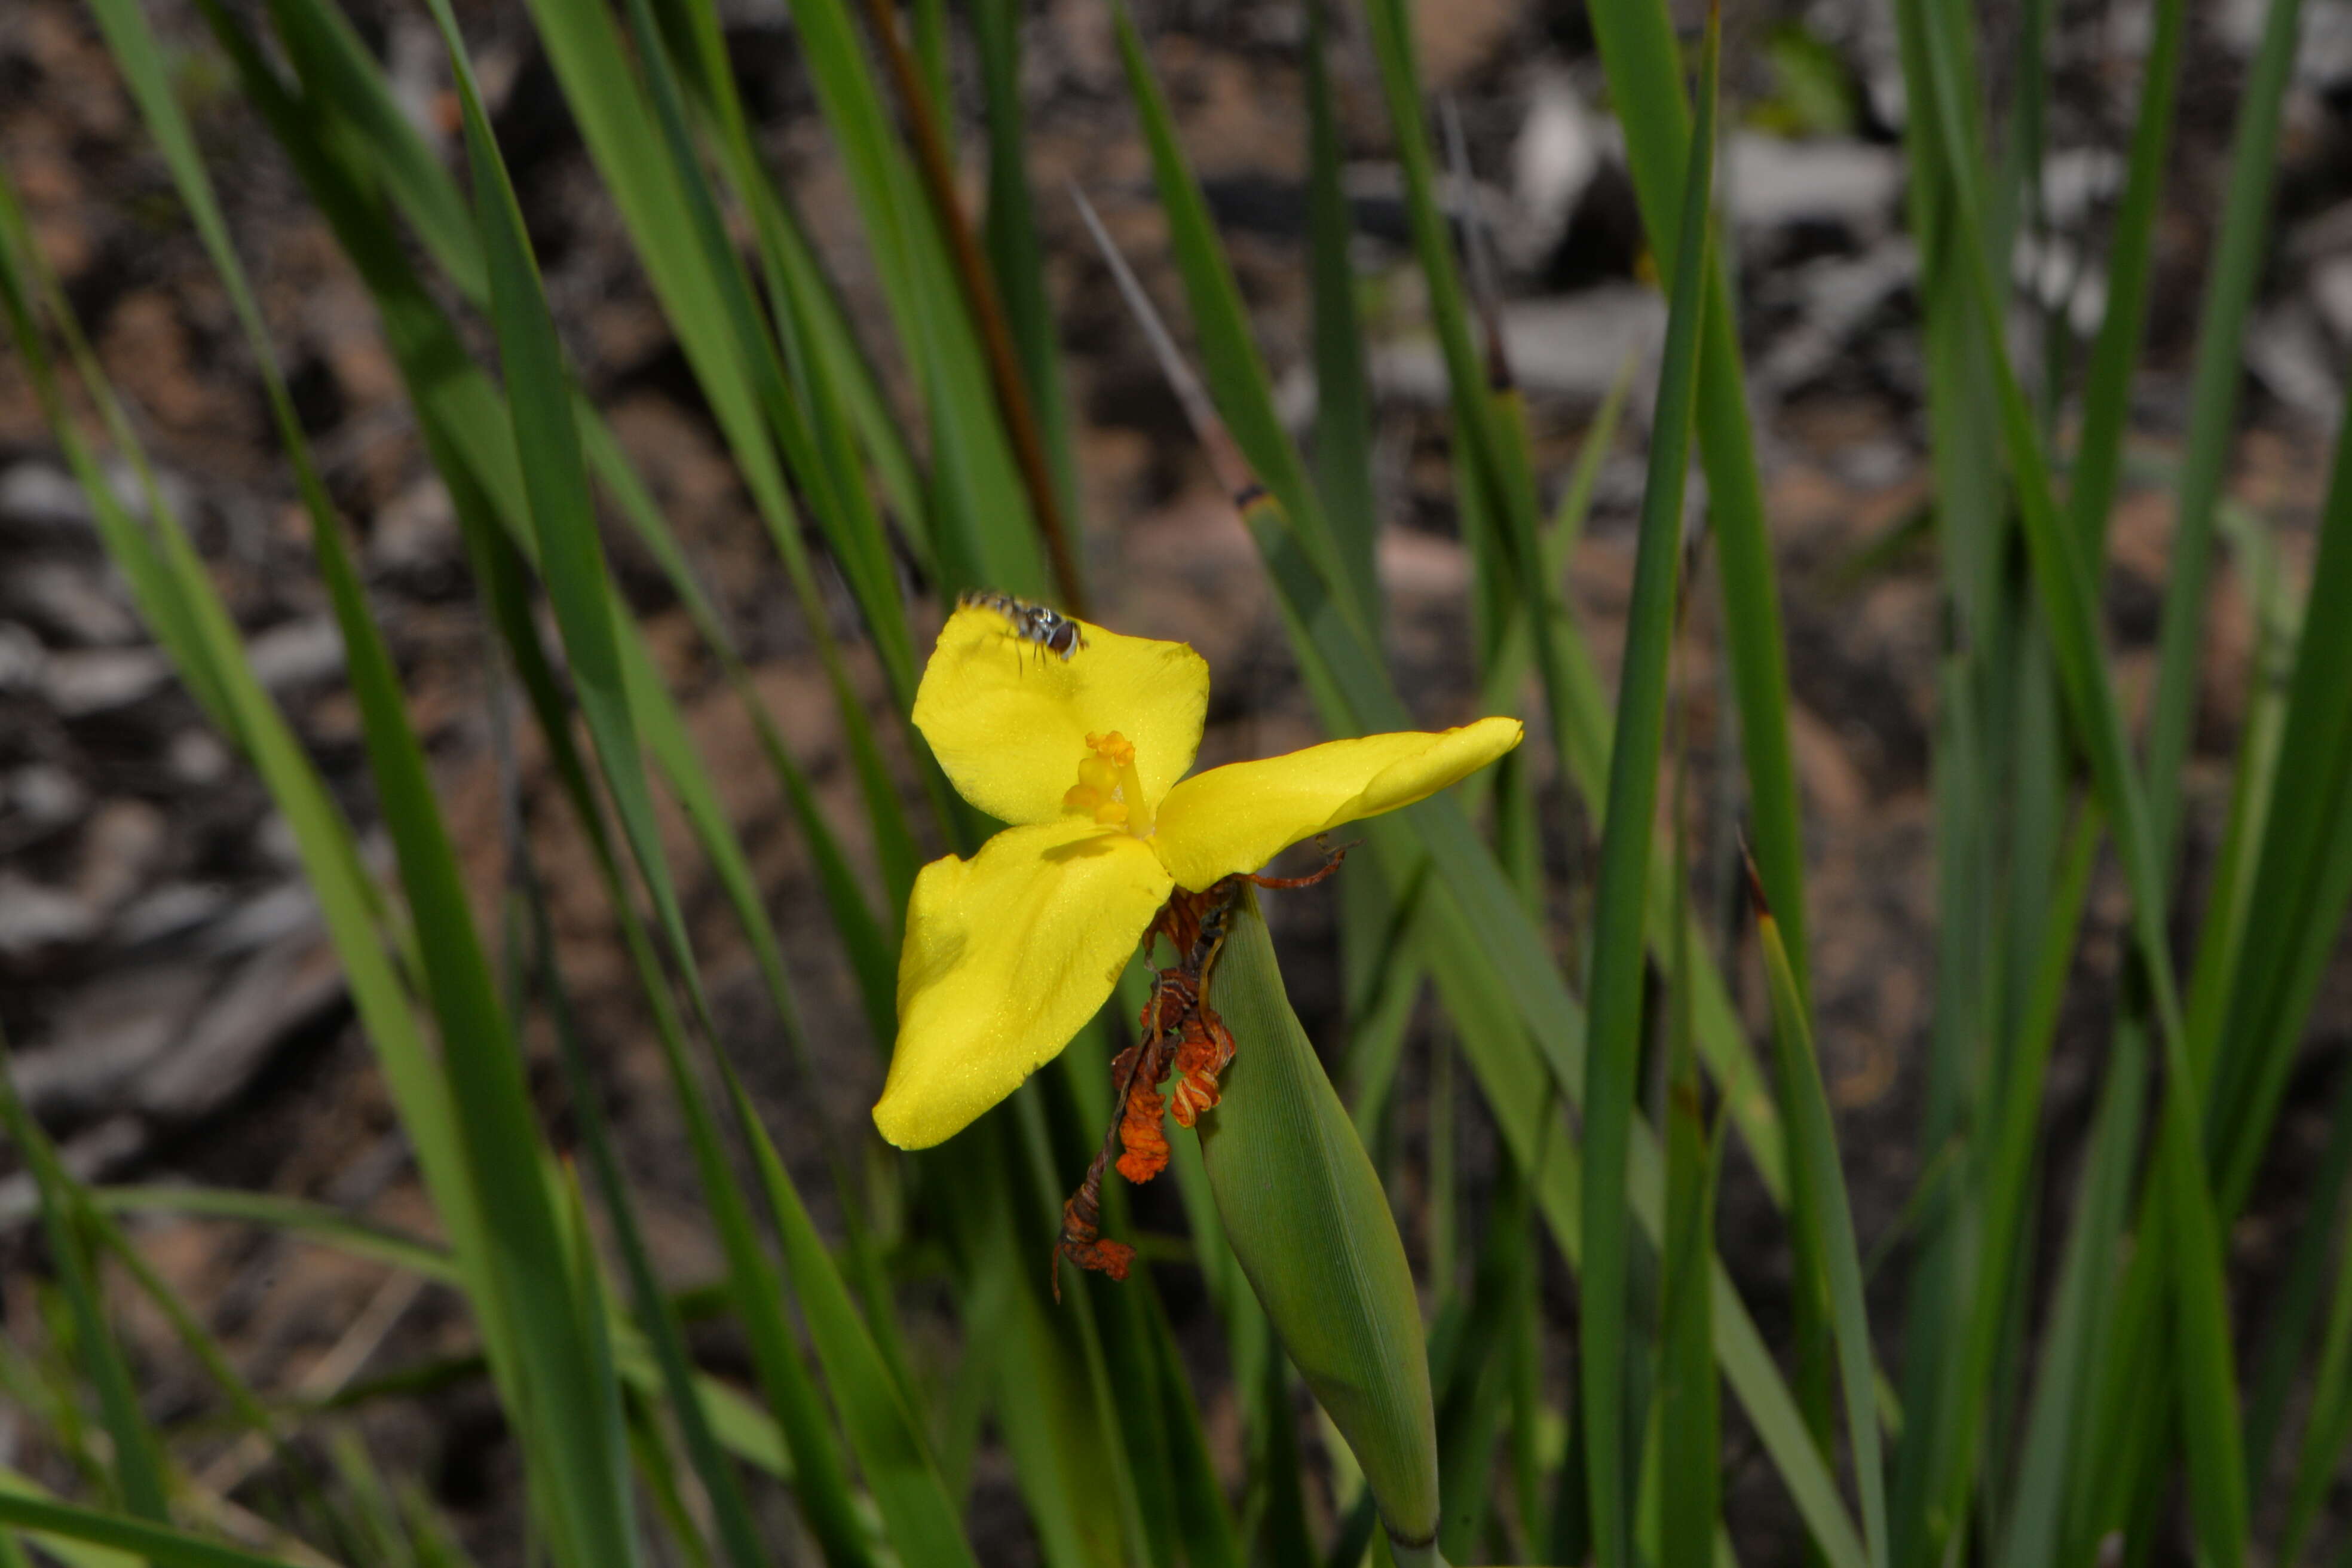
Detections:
7,0,2352,1561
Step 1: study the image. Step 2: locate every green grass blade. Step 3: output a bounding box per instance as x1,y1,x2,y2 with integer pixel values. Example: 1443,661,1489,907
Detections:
1922,806,2101,1545
470,501,880,1567
775,0,1049,598
1575,0,1814,999
517,834,780,1568
1144,1293,1247,1568
214,7,909,1048
2145,0,2307,859
2061,0,2184,552
370,0,942,887
1658,839,1721,1568
56,14,642,1564
1996,1027,2146,1568
0,1492,316,1568
720,1068,984,1568
2278,1190,2352,1561
612,0,922,706
2209,397,2352,1212
1900,9,2249,1558
972,0,1083,534
1750,864,1890,1568
1579,20,1717,1560
1304,0,1382,622
78,1190,453,1284
1107,1,1376,644
1088,97,1858,1555
1426,944,1869,1568
0,1040,168,1521
427,0,693,981
1358,0,1525,662
2246,1068,2352,1506
1434,1142,1533,1559
0,176,482,1376
846,0,1088,610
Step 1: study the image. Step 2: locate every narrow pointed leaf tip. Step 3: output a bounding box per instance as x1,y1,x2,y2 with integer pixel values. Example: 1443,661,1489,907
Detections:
874,602,1521,1147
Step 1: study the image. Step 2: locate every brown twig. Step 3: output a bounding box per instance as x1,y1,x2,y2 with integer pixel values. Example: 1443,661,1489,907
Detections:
852,0,1089,616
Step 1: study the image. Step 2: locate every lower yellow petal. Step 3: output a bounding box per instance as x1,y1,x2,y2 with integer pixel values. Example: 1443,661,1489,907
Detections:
1149,717,1525,892
875,819,1172,1149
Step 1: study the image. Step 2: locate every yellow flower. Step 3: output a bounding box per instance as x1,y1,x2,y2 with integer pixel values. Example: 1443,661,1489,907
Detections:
872,601,1524,1149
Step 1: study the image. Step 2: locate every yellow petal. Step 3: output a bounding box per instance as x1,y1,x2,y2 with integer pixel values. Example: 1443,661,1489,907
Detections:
912,602,1210,826
1150,717,1526,891
875,819,1172,1149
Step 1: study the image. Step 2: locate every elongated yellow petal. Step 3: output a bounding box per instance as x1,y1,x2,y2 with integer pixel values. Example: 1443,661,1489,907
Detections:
912,602,1210,826
1150,718,1525,892
875,819,1172,1149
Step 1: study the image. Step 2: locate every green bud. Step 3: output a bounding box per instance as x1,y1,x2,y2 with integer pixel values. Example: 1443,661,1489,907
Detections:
1195,886,1441,1560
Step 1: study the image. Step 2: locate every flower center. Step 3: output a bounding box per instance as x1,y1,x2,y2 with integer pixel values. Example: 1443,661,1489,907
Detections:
1064,731,1154,837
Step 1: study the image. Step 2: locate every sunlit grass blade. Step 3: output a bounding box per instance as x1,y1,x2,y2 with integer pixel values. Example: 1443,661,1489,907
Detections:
581,423,899,1040
416,28,913,1490
428,0,713,987
612,0,924,707
1425,945,1868,1568
1579,17,1717,1560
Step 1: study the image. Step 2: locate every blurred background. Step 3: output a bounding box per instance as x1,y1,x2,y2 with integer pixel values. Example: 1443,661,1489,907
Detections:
5,0,2352,1560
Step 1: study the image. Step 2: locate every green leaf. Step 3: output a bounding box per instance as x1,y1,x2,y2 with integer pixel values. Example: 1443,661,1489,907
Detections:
0,1487,311,1568
1197,889,1440,1555
1579,20,1717,1561
0,1039,168,1521
722,1067,985,1568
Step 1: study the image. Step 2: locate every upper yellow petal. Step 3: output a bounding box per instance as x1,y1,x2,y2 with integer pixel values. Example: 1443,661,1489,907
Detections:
875,818,1172,1149
1149,717,1526,891
912,602,1210,826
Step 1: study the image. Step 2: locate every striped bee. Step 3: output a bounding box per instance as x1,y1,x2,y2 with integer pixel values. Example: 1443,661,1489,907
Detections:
958,589,1087,662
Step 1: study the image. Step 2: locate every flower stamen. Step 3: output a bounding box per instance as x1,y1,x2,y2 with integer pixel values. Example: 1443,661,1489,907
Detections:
1063,730,1154,836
